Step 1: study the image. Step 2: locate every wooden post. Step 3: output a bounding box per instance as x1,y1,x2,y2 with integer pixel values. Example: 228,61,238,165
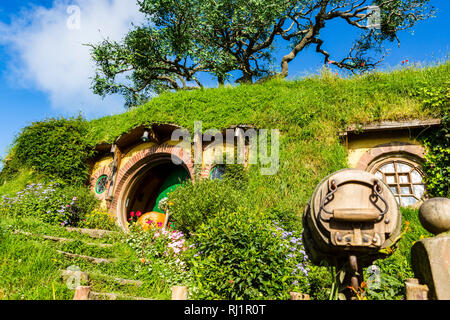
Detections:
405,278,429,300
106,144,121,201
289,292,310,300
172,286,188,300
73,286,91,300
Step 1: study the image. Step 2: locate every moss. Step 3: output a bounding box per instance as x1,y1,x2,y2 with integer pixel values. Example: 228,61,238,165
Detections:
85,63,448,145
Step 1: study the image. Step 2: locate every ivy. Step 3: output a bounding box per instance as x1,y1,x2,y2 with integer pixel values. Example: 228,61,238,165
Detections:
421,115,450,198
11,116,94,186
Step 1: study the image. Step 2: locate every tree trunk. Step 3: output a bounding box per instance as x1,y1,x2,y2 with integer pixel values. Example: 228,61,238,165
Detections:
280,28,314,78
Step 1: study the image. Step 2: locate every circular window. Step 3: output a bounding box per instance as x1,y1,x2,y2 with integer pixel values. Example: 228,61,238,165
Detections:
371,159,425,207
95,175,109,195
209,165,226,180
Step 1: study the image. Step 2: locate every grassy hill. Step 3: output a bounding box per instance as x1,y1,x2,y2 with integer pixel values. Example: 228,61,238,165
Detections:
83,63,449,217
0,62,448,300
86,63,448,145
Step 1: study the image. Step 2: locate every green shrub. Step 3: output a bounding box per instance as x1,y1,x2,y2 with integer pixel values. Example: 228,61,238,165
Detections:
0,182,99,226
0,156,20,186
78,207,118,231
11,116,94,186
186,208,310,300
364,207,433,300
168,178,245,236
125,224,192,286
420,115,450,198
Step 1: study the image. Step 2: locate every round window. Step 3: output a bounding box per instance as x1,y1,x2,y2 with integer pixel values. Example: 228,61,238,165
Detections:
209,165,226,180
371,159,425,207
95,175,109,195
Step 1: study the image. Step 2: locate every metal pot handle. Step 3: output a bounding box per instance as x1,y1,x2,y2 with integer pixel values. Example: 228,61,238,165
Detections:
319,179,388,222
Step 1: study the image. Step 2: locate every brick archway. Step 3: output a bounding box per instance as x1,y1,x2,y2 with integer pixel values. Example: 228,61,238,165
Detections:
110,143,195,229
90,165,113,199
355,142,425,171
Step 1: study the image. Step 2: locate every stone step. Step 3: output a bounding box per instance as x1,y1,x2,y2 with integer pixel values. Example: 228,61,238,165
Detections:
65,227,117,239
73,286,154,300
13,230,113,248
89,291,154,300
60,269,143,287
56,250,116,264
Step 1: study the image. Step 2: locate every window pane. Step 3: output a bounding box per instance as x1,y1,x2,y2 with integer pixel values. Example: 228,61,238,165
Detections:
375,171,383,179
411,170,423,183
385,175,396,184
210,165,226,180
401,197,418,206
397,163,412,173
95,175,108,194
380,163,395,173
413,185,425,198
398,174,409,183
390,186,398,195
400,186,411,195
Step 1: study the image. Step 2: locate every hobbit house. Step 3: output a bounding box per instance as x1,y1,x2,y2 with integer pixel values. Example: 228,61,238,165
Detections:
89,118,442,230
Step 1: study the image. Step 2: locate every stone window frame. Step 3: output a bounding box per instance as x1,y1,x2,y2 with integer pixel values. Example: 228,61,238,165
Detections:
355,142,427,207
367,156,426,207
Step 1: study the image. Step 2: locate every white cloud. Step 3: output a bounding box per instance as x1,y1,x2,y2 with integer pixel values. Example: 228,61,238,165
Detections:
0,0,145,117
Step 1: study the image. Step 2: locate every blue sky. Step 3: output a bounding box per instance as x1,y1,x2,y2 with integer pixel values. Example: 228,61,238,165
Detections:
0,0,448,164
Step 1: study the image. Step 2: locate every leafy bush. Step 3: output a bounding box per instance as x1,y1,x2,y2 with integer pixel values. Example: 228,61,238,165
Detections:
11,116,94,186
125,224,192,286
79,207,118,231
363,207,433,300
420,115,449,198
363,265,406,300
0,157,20,186
186,208,309,300
168,178,245,236
0,182,99,226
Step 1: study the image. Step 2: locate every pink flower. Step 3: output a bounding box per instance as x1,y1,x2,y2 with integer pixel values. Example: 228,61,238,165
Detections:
136,211,142,217
157,222,162,227
130,212,135,217
72,197,77,201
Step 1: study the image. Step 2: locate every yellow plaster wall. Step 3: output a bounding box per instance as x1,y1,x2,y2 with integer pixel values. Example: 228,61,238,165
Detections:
118,140,186,170
91,156,113,178
119,142,156,170
347,134,422,168
203,143,237,167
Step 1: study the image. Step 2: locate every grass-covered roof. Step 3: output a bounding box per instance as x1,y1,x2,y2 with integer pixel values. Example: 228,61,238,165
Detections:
81,63,448,216
86,63,449,145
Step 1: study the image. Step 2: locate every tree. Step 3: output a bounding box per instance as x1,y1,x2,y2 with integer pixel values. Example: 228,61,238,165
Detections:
278,0,435,76
89,0,435,108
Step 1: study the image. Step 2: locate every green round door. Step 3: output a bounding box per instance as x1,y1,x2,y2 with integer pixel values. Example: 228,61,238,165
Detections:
152,166,190,213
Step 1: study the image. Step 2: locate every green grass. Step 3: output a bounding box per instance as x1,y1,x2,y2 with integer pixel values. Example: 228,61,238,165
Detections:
0,216,172,300
0,169,37,198
376,207,434,279
0,62,448,300
83,62,449,217
86,63,448,145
